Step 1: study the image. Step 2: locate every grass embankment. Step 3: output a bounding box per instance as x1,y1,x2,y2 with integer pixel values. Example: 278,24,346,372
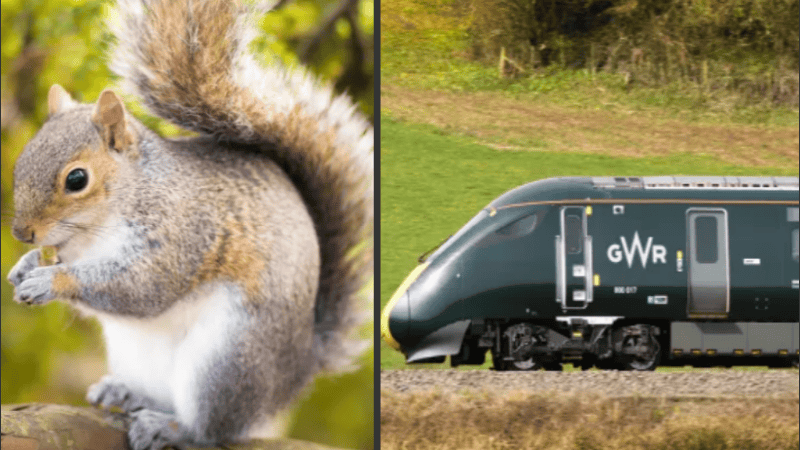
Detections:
381,391,800,450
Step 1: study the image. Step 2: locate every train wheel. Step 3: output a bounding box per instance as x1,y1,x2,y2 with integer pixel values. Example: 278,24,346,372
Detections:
501,323,553,371
492,323,561,371
618,352,660,371
494,354,558,371
510,358,543,370
616,324,661,371
508,358,557,371
492,350,547,370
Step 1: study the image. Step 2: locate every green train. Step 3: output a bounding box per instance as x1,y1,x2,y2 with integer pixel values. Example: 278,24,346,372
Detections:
381,176,800,370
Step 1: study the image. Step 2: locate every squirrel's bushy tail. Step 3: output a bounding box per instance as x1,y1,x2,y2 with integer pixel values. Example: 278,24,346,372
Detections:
111,0,373,370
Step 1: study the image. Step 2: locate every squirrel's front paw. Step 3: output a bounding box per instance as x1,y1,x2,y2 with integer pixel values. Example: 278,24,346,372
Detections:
129,409,188,450
7,249,41,288
14,265,56,305
87,376,159,413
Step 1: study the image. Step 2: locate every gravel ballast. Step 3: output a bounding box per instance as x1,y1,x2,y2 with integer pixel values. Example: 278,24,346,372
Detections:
381,369,800,398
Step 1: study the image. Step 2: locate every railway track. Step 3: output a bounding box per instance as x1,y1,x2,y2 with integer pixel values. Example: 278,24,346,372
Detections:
381,369,800,398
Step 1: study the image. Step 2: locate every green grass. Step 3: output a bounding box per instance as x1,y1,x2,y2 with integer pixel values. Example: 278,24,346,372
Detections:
383,41,799,128
379,116,796,370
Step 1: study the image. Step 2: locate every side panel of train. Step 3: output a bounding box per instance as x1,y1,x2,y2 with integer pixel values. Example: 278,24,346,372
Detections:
561,202,798,321
453,202,799,370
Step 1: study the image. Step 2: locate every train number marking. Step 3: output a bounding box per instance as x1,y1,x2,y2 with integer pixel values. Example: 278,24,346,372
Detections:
614,286,638,294
607,232,667,268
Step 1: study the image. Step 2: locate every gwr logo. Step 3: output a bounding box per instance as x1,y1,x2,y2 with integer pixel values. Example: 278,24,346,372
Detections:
607,232,667,268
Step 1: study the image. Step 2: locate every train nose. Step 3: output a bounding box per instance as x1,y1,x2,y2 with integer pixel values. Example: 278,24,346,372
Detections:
381,263,429,352
381,292,409,351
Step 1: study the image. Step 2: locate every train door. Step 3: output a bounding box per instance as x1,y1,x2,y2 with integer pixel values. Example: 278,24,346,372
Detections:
686,208,730,318
557,206,593,309
789,207,798,292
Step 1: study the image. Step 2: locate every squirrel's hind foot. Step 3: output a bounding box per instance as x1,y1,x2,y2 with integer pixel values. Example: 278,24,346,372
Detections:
88,378,201,449
128,409,190,450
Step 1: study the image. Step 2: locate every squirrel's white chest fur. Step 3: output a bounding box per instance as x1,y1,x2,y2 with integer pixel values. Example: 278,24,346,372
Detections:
94,283,246,417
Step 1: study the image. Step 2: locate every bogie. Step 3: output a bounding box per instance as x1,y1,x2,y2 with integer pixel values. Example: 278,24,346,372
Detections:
479,320,665,371
497,322,563,371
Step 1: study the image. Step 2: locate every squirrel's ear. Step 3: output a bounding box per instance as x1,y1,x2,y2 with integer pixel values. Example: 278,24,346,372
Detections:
92,89,135,153
48,84,78,116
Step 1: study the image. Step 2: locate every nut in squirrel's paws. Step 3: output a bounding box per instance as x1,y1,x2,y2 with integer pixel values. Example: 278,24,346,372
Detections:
39,245,60,265
14,265,56,305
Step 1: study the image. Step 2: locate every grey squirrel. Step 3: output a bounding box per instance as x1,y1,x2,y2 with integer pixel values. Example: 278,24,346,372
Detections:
6,0,373,449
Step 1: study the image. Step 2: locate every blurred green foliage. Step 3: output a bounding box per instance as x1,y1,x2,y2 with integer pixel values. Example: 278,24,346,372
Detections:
1,0,374,448
469,0,799,107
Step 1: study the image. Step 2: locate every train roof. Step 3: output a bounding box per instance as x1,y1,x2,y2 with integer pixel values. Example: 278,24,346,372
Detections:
591,175,798,189
489,176,799,209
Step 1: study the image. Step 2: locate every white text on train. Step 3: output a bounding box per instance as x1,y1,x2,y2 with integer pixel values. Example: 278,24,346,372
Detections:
607,232,667,268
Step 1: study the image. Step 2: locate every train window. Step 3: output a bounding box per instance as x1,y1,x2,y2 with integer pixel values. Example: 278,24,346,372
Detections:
695,216,718,263
793,229,798,262
424,209,489,263
497,213,538,237
566,215,582,254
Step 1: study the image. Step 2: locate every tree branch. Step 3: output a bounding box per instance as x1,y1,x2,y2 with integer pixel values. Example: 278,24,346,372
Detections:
2,404,345,450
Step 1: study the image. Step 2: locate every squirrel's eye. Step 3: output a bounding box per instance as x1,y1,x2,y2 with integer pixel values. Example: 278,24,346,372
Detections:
65,168,89,192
